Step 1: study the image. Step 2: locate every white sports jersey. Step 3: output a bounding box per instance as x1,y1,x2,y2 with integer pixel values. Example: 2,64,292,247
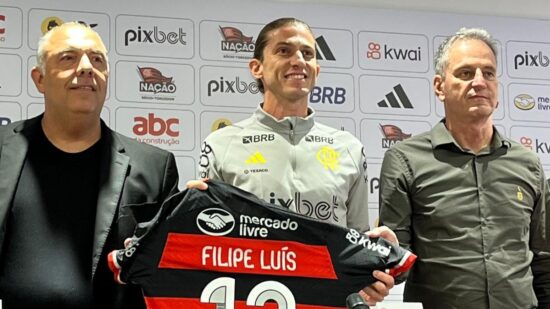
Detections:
199,106,370,232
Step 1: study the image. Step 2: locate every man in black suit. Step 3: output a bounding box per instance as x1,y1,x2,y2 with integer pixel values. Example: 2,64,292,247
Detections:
0,22,179,308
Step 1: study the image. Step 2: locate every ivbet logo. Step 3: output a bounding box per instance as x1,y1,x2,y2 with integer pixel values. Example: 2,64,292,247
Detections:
133,113,179,137
310,86,346,104
125,26,186,46
367,41,422,61
514,51,550,69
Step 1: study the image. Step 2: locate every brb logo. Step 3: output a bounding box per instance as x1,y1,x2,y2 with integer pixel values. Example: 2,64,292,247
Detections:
133,113,179,137
310,87,346,104
207,76,259,96
367,41,422,61
125,26,187,46
514,51,550,69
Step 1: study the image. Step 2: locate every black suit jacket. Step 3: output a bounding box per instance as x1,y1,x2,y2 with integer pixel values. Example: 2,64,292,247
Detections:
0,115,179,308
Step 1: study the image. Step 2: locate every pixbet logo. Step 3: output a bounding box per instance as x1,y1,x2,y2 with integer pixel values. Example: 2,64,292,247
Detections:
367,41,422,61
310,86,346,104
124,26,186,46
514,51,550,69
133,113,179,137
207,76,259,96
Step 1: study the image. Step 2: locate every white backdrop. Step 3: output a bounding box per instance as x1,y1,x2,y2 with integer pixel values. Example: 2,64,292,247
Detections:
1,0,550,303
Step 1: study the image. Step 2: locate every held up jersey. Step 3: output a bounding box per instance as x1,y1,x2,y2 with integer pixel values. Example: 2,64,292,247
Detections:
198,106,370,232
108,180,416,309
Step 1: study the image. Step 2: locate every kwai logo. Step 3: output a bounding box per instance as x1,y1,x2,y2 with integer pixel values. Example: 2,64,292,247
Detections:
219,26,255,53
197,208,235,236
367,41,422,62
380,124,411,148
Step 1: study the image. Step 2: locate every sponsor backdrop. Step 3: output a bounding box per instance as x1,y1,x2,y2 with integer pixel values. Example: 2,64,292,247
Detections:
1,0,549,303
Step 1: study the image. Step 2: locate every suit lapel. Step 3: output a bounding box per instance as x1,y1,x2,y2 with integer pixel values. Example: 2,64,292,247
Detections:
0,118,40,252
91,130,129,277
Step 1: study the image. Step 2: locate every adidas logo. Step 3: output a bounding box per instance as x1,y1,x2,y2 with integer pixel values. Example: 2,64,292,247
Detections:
377,84,413,109
316,36,336,61
245,152,266,164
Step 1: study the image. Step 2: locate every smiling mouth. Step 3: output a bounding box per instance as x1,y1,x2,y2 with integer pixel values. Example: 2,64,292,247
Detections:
70,85,96,91
285,73,307,80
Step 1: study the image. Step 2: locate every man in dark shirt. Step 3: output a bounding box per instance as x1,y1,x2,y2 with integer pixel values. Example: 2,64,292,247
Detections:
0,22,179,308
379,27,550,309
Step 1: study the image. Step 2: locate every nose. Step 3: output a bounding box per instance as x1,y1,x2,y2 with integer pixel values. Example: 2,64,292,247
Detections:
77,54,93,77
290,50,306,66
471,68,487,88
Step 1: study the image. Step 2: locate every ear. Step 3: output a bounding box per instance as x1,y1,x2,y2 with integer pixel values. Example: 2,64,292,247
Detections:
314,63,320,81
433,75,445,102
249,58,263,79
31,66,46,94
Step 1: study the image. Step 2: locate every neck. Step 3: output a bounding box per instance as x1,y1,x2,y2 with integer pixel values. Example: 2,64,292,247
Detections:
41,112,102,153
445,117,493,154
261,92,309,119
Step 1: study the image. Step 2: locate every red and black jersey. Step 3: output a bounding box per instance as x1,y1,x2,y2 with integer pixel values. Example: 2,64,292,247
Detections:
109,180,415,309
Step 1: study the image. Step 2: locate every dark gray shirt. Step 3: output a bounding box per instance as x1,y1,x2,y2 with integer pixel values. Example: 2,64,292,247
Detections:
380,120,550,309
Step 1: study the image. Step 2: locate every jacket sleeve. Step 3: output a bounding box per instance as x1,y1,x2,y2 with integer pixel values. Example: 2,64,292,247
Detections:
162,152,180,200
531,165,550,308
198,138,224,181
344,145,370,233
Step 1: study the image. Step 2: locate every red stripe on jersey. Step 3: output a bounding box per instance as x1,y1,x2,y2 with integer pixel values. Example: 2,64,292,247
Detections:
145,296,346,309
158,233,338,279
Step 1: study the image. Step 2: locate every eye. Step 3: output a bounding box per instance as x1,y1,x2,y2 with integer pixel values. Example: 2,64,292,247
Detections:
59,53,75,61
277,46,290,55
92,55,104,63
483,71,496,80
457,70,473,80
302,49,315,60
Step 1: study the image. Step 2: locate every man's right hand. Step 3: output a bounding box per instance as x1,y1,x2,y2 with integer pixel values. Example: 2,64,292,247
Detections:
186,178,209,190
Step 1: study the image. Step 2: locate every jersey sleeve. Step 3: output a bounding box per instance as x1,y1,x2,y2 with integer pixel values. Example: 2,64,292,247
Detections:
345,143,371,233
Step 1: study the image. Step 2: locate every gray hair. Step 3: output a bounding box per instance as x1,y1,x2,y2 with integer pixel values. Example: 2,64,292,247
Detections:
36,21,109,73
434,27,497,77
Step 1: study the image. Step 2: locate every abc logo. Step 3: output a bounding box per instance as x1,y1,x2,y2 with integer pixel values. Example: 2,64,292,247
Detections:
196,208,235,236
133,113,179,137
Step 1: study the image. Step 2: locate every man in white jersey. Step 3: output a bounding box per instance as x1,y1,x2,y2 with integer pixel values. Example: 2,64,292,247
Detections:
189,17,397,306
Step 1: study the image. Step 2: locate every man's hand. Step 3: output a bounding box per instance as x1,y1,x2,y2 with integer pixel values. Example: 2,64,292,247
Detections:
186,178,209,190
360,270,395,306
360,225,398,305
366,225,398,245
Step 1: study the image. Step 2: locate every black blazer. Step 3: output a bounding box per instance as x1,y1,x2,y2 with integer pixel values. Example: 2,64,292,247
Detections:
0,115,179,308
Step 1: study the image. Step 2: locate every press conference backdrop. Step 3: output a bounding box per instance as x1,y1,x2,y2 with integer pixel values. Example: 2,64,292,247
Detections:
1,0,549,302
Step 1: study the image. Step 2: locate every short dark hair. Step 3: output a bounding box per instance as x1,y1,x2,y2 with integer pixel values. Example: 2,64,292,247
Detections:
253,17,314,93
